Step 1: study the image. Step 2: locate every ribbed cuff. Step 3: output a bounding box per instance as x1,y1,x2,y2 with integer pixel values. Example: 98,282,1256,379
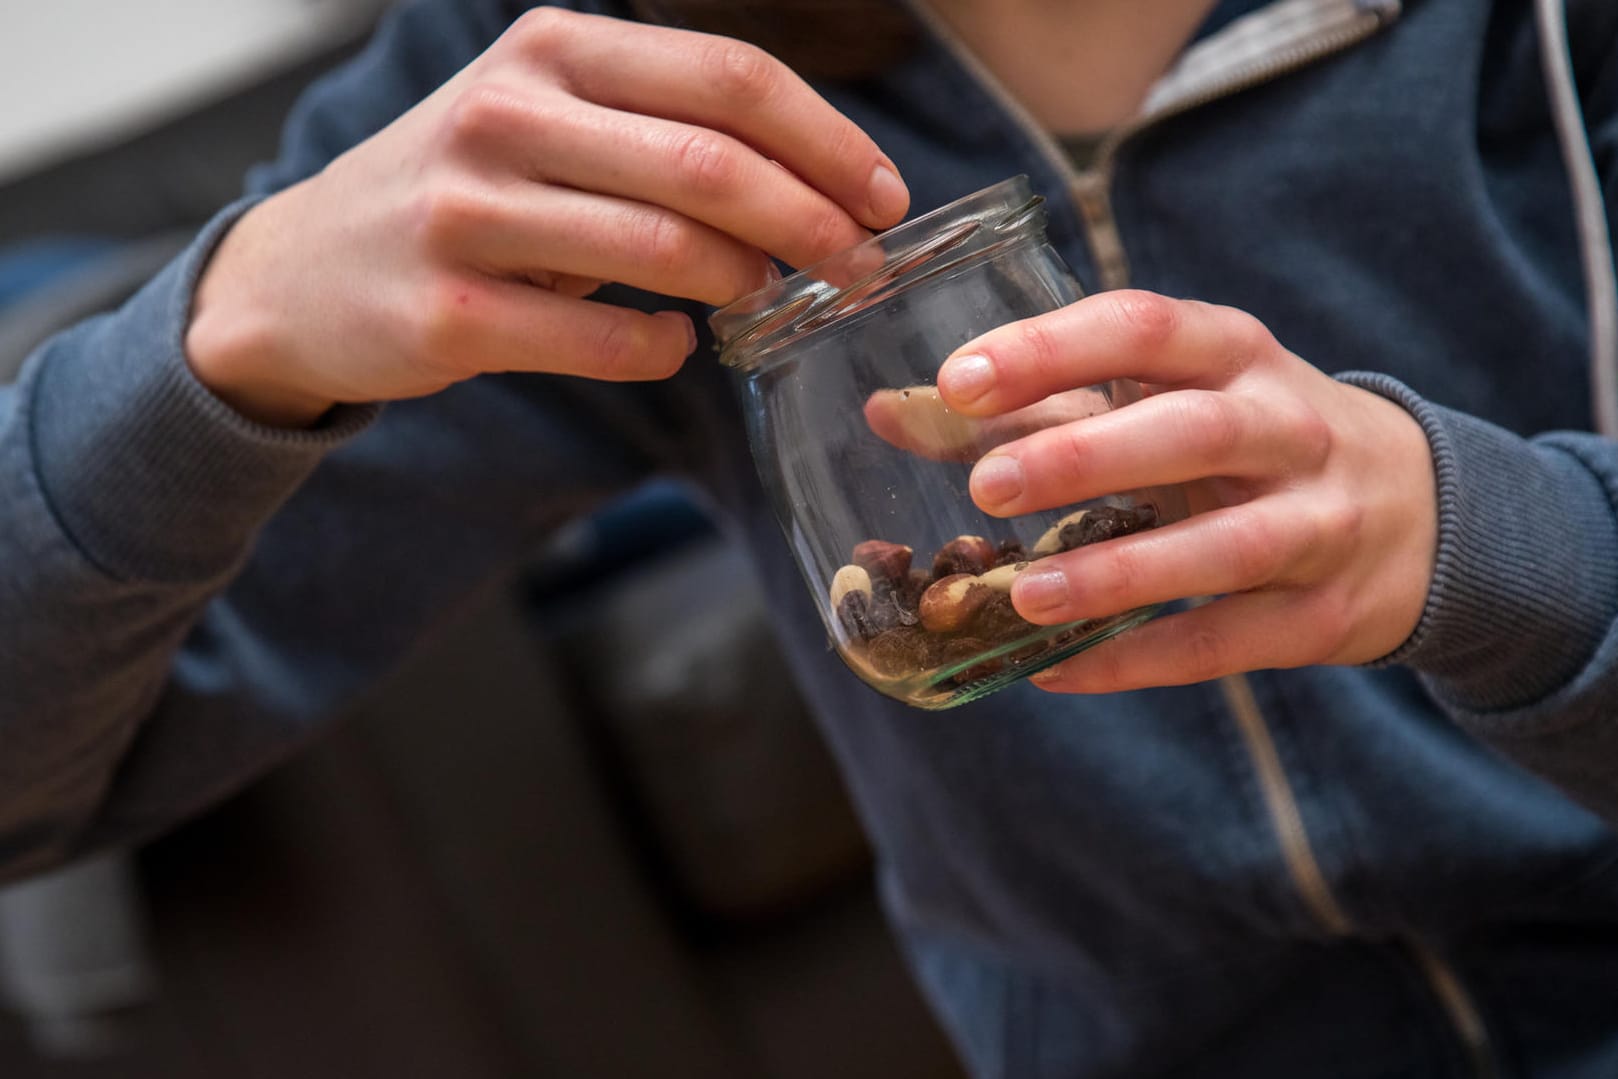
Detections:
1339,371,1618,716
26,197,379,584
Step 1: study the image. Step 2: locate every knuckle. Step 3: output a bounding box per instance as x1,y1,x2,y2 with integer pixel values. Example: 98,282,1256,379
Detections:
411,186,488,252
1219,308,1276,374
1182,625,1229,682
1054,425,1094,484
1284,400,1335,471
1180,392,1243,462
508,7,575,62
1304,588,1356,660
588,315,675,380
822,120,873,179
1103,289,1179,352
1227,512,1287,585
626,209,694,276
1232,310,1271,351
1305,494,1365,557
1283,502,1325,563
408,279,476,372
801,205,853,257
445,83,525,147
702,39,778,103
1097,542,1147,610
1081,647,1127,693
1331,497,1366,548
589,316,642,377
671,129,739,196
1010,318,1063,379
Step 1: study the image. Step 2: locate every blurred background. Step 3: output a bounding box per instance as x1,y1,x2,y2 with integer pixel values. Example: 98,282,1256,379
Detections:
0,3,964,1076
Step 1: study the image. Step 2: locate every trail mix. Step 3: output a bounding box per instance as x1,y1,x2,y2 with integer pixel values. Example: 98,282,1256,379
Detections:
830,504,1159,686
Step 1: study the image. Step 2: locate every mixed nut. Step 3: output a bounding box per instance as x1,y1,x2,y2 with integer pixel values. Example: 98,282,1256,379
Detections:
830,503,1160,688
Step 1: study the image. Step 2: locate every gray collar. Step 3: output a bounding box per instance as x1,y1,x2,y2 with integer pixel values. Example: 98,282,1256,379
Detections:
1144,0,1401,119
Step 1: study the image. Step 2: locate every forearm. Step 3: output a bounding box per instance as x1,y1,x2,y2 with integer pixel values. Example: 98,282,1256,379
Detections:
1338,31,1618,819
0,0,539,880
0,209,702,878
1345,373,1618,822
0,0,895,878
0,206,375,880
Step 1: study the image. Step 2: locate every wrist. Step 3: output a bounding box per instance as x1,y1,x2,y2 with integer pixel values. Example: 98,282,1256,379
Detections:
185,190,336,429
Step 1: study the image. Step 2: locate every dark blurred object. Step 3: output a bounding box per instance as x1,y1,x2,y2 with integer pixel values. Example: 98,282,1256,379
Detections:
0,8,964,1074
1,541,957,1079
0,38,367,247
0,2,377,299
0,233,191,346
629,0,919,78
0,239,119,311
549,535,870,924
0,854,157,1059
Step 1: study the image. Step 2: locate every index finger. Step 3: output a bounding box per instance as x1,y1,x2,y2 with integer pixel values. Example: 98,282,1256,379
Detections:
936,292,1271,417
536,12,910,231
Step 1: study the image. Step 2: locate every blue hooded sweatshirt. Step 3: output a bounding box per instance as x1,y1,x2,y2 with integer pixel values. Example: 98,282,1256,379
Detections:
2,1,1617,1075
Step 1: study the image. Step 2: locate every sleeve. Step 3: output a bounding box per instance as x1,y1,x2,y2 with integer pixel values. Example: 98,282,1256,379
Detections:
1335,20,1618,825
0,0,698,882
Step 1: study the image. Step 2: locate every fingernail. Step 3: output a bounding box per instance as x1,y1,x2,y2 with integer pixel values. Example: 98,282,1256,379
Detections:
658,311,697,355
972,454,1023,507
1015,570,1070,616
867,162,909,223
940,353,996,404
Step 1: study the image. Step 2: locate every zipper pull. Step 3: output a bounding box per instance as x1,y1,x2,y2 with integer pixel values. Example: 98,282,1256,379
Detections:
1071,170,1132,291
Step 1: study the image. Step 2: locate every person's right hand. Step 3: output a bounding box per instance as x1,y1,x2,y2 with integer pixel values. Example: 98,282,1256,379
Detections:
185,9,910,426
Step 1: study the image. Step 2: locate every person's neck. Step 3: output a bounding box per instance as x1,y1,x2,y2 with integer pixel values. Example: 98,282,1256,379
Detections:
919,0,1219,136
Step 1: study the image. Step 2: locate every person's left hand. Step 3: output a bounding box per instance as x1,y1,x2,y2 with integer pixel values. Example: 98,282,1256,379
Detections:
935,290,1439,693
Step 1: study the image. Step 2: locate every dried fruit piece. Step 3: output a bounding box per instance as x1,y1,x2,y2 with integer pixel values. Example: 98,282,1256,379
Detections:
1062,503,1159,548
932,535,995,578
899,568,931,607
852,540,913,587
1033,503,1160,556
836,590,878,641
864,588,910,632
993,539,1027,567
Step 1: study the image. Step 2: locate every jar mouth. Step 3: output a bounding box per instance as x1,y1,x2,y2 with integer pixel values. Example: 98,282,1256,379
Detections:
709,175,1044,370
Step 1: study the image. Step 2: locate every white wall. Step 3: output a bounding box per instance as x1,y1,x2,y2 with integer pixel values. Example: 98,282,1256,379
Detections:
0,0,390,183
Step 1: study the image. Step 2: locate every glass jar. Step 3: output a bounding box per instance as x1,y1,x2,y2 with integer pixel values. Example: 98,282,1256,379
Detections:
709,176,1187,709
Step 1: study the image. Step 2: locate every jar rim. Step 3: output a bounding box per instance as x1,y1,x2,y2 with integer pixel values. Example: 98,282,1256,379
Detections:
708,175,1044,370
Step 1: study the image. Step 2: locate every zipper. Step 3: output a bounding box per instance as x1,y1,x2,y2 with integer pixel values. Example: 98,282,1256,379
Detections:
1077,1,1396,289
1215,672,1353,935
1223,670,1504,1079
912,0,1390,935
1403,937,1501,1079
907,0,1396,291
1071,173,1132,291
